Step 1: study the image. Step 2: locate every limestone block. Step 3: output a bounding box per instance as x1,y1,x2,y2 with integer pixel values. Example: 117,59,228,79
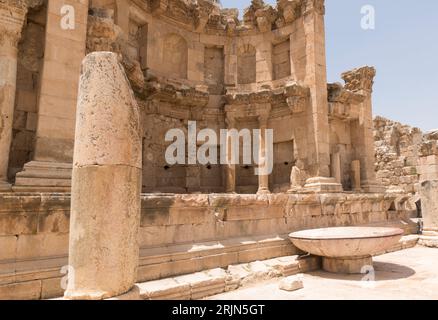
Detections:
0,280,41,300
137,278,190,300
279,275,304,292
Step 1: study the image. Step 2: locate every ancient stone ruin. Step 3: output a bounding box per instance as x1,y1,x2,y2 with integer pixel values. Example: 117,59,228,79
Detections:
0,0,436,300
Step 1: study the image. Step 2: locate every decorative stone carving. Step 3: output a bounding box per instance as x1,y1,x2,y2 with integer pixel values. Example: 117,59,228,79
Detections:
342,66,376,94
284,83,310,114
87,8,145,91
278,0,302,23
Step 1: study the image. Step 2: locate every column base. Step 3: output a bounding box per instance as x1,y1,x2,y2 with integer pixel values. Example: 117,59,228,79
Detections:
257,188,271,195
13,161,72,192
0,181,12,192
304,177,343,193
322,256,373,274
419,235,438,248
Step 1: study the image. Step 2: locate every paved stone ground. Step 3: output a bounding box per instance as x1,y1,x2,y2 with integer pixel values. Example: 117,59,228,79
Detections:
209,246,438,300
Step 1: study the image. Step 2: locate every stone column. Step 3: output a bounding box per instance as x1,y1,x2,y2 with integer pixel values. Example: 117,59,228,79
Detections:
224,115,236,193
64,52,142,300
342,67,384,193
0,2,27,191
331,152,341,184
14,0,89,192
351,160,362,192
301,0,342,193
257,114,270,195
302,0,330,177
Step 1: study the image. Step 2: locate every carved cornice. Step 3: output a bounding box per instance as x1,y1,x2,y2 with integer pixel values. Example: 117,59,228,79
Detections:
0,2,28,47
145,0,325,35
225,83,310,119
225,89,273,106
341,66,376,94
142,79,209,108
148,0,218,30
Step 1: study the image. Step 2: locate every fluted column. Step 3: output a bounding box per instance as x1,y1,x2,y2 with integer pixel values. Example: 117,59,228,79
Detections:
0,2,27,191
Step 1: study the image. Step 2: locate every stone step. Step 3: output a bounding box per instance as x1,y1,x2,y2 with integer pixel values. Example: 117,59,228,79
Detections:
135,255,319,300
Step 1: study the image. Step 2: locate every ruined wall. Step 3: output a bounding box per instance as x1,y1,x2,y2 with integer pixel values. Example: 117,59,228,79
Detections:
374,116,423,194
8,4,47,180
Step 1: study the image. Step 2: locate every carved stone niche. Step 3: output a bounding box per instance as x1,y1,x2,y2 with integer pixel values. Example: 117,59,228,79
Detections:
284,83,310,114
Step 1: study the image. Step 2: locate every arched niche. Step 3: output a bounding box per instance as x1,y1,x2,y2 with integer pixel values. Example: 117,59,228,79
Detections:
162,33,188,79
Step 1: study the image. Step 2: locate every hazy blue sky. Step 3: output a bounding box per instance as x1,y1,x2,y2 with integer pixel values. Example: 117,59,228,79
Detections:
221,0,438,131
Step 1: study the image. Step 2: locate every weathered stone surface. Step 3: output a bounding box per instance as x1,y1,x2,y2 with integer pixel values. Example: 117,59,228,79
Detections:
279,275,304,292
65,52,142,300
419,180,438,236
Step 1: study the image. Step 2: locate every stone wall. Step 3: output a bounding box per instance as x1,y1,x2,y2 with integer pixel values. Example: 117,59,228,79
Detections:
374,116,423,194
8,4,47,181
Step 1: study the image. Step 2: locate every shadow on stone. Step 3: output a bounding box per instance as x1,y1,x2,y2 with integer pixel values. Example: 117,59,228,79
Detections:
310,261,416,282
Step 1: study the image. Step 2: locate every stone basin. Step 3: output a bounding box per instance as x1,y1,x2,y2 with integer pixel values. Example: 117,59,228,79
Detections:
289,227,404,274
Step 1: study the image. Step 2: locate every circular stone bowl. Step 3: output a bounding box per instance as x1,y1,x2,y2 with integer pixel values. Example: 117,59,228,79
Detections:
289,227,404,274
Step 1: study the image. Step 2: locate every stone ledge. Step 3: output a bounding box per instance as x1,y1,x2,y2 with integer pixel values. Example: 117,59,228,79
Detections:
418,236,438,248
135,254,320,300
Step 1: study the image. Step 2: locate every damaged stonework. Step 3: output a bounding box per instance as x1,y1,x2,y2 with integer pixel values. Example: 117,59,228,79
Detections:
65,52,142,300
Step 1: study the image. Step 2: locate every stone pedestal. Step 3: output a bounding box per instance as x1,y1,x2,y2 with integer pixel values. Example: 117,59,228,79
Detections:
64,52,142,300
322,256,372,274
304,177,342,193
0,3,27,191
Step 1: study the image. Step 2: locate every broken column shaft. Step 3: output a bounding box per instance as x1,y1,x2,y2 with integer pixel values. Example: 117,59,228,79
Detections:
64,52,142,299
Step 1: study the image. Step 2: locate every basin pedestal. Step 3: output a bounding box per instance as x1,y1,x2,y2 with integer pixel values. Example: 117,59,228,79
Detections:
322,256,373,274
289,227,404,274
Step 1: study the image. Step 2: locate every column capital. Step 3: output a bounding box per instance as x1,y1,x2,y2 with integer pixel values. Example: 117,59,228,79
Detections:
342,66,376,94
303,0,325,16
0,2,27,48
